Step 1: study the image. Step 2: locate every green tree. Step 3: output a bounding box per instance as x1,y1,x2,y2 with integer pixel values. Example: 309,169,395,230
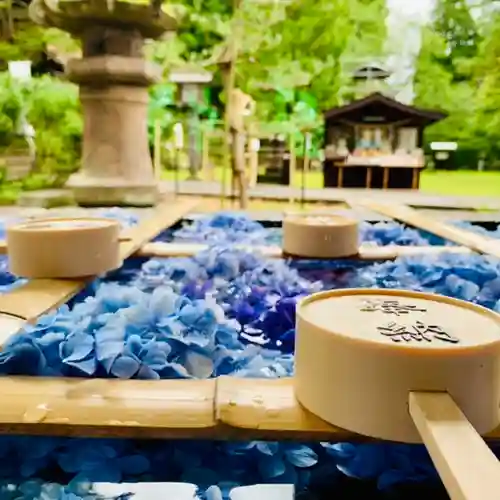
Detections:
153,0,387,125
413,0,485,157
473,11,500,162
433,0,481,81
236,0,387,127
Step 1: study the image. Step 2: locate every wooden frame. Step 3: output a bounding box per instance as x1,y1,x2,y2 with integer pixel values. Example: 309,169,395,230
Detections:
355,201,500,258
4,376,500,442
0,197,199,334
134,242,472,260
0,201,499,444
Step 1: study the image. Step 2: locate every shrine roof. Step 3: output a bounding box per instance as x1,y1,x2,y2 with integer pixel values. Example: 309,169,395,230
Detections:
323,92,447,126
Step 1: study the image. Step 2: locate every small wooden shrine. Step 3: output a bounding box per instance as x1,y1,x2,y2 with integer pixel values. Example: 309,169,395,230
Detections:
256,135,291,186
323,87,446,190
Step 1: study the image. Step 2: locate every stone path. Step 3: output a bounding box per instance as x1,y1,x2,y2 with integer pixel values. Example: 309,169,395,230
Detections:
1,193,500,224
160,180,500,210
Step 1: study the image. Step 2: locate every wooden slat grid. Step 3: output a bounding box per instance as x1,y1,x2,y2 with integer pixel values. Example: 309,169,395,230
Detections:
2,376,500,441
356,201,500,259
0,200,498,442
135,242,472,260
0,240,474,261
0,198,199,323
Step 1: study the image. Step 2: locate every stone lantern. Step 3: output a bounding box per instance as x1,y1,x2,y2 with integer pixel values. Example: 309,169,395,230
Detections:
169,65,213,180
352,63,391,99
29,0,176,206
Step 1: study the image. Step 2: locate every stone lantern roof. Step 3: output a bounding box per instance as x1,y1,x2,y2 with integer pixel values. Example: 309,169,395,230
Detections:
169,65,213,85
29,0,177,38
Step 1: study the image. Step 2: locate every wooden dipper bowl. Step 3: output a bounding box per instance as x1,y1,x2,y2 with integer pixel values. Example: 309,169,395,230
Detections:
7,217,122,279
282,213,359,258
295,288,500,500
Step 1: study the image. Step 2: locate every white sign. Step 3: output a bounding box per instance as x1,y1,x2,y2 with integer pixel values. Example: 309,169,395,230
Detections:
250,138,260,152
173,123,184,149
8,60,32,81
430,142,457,151
304,133,312,150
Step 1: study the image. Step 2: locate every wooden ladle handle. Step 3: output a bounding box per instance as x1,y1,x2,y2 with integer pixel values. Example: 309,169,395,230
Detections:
409,392,500,500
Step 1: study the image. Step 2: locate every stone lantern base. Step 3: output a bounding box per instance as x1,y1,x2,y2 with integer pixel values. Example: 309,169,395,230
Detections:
66,69,160,207
66,173,159,207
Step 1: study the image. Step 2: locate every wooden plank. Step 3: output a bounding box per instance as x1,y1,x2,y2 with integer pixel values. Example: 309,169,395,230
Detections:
1,375,500,441
357,201,500,258
0,377,216,438
409,392,500,500
137,242,282,259
216,377,351,440
136,241,473,261
0,198,199,322
217,377,500,442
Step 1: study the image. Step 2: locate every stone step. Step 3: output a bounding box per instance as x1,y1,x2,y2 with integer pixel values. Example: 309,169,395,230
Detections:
2,156,32,164
17,189,76,208
1,157,32,181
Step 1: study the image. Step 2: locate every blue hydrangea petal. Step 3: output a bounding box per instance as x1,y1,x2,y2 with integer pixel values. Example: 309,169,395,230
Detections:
110,356,140,379
205,485,224,500
258,454,286,479
184,351,214,378
256,442,279,457
283,445,318,468
60,333,94,363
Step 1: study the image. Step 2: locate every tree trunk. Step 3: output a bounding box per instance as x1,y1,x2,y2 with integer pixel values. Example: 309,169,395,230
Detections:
231,128,248,208
222,0,247,209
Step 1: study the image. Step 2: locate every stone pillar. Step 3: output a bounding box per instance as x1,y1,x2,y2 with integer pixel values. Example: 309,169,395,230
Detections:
66,27,161,206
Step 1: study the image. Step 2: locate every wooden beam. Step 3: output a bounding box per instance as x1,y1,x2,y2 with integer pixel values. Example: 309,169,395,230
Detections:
0,198,199,343
0,240,472,262
0,377,216,439
216,377,500,441
135,241,473,261
1,376,500,441
356,201,500,258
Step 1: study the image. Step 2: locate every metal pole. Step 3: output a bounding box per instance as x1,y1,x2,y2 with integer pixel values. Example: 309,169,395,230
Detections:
173,122,184,197
301,132,310,208
221,143,227,209
174,147,180,196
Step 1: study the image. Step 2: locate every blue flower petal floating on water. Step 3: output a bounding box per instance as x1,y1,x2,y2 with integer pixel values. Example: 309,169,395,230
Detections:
355,253,500,309
165,213,273,246
95,208,139,229
4,213,500,495
0,281,298,381
166,212,458,247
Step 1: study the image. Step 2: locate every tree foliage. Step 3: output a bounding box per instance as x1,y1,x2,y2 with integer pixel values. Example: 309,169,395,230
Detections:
4,0,500,173
413,0,500,164
150,0,387,135
433,0,481,81
27,75,82,177
473,11,500,161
